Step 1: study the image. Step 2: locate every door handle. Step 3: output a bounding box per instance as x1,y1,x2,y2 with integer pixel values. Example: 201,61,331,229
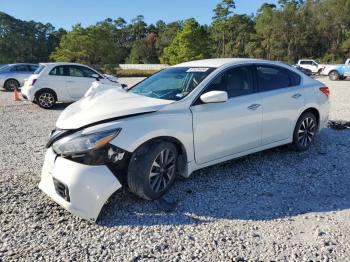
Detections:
66,81,74,83
292,93,302,99
248,104,261,110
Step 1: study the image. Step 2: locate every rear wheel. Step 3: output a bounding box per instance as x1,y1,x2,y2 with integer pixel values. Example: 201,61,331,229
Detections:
4,79,20,91
292,112,317,152
127,141,178,200
36,90,56,109
329,71,340,81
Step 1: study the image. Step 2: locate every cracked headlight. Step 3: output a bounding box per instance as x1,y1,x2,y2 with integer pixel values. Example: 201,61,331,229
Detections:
52,128,121,156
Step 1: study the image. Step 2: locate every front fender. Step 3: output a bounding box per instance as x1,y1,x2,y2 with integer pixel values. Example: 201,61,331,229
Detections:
107,111,195,164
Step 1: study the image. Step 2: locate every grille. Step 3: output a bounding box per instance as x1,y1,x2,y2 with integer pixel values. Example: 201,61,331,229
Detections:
53,178,70,202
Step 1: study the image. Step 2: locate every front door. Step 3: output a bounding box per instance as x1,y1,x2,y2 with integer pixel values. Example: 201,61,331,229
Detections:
191,66,262,164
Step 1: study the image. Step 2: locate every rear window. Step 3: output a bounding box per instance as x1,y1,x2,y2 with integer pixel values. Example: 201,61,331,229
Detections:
49,66,66,76
34,65,46,74
29,65,39,72
256,65,300,92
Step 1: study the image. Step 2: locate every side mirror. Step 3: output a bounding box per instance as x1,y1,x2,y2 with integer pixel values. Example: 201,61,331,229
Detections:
200,91,228,104
91,73,100,81
121,84,128,89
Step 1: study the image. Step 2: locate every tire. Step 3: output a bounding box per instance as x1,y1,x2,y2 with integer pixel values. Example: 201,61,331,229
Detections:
292,112,317,152
4,79,20,91
36,90,57,109
127,141,178,200
329,71,339,81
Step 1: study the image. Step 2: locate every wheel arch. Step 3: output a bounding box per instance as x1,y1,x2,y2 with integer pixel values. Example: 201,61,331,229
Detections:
132,136,188,177
328,69,339,75
35,88,58,101
4,78,20,88
299,107,320,127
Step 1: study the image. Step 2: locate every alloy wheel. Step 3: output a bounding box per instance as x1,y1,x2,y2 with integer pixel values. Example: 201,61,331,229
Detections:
38,93,55,108
149,148,176,193
298,117,316,148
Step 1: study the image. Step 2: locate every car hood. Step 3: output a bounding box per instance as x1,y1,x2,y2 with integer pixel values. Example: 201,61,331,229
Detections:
56,89,174,129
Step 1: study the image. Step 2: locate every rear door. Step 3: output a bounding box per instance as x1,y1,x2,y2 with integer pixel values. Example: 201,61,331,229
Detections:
65,65,97,99
255,65,304,145
47,66,68,99
191,65,262,164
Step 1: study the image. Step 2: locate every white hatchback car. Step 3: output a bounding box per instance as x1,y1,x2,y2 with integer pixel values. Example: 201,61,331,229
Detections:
21,63,122,109
40,58,329,221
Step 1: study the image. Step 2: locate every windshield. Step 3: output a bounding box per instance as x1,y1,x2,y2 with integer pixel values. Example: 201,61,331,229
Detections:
129,67,216,101
34,65,46,74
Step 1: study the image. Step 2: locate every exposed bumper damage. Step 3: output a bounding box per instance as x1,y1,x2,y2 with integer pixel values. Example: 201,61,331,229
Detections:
39,148,123,221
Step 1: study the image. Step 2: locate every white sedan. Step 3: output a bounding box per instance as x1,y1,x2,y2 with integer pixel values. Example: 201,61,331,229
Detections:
40,58,330,221
21,62,122,109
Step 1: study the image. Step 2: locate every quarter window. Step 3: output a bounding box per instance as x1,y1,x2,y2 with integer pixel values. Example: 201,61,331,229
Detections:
256,65,293,91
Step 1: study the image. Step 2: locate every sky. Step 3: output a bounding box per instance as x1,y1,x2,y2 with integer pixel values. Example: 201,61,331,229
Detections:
0,0,279,30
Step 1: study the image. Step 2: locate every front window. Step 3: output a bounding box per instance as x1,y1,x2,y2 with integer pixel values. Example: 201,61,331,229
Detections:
129,67,216,101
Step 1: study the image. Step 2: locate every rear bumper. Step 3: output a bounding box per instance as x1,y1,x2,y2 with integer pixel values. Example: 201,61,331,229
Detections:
39,148,122,221
20,85,35,101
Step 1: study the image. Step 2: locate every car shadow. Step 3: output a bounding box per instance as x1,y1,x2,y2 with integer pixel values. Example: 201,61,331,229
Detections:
98,127,350,227
50,103,72,111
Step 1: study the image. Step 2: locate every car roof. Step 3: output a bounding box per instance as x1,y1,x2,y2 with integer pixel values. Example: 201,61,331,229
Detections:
172,58,276,68
39,62,89,66
7,63,38,66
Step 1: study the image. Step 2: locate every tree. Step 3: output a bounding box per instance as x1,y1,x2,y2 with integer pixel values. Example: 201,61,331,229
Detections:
212,0,236,57
156,21,182,58
127,33,159,64
161,19,212,65
50,22,128,66
0,11,65,63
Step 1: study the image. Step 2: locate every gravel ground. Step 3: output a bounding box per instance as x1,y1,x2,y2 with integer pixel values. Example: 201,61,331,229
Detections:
0,77,350,261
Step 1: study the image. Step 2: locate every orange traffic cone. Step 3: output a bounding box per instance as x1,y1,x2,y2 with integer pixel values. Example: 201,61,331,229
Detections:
14,87,22,101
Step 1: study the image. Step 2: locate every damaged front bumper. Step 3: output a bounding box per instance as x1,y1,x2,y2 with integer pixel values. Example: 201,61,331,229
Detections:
39,148,123,221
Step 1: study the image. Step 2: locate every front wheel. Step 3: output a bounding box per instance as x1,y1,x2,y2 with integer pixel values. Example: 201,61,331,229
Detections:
36,91,57,109
127,141,178,200
292,112,317,152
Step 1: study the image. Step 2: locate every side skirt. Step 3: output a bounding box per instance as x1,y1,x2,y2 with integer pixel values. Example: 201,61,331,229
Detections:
184,138,292,178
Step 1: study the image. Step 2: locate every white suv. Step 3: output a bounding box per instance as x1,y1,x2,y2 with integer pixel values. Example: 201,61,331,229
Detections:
21,63,122,109
297,59,325,74
40,58,330,221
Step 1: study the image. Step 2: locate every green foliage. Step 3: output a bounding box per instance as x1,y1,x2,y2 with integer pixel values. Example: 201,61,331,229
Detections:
50,21,129,66
127,33,159,64
0,11,66,63
161,19,212,65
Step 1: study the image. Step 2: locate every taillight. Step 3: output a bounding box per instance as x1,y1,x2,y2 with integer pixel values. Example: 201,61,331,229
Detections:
30,79,37,86
319,87,330,97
